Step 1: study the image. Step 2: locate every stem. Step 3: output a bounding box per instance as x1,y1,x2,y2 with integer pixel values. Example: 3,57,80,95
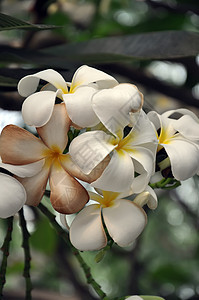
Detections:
0,216,14,298
38,203,108,299
19,208,32,300
149,178,181,189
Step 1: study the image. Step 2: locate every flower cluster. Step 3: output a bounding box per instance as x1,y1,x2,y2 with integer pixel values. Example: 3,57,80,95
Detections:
0,65,199,251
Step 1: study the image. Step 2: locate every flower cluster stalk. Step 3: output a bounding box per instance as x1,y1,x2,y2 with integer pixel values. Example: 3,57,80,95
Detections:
19,208,32,300
38,202,108,299
0,216,13,298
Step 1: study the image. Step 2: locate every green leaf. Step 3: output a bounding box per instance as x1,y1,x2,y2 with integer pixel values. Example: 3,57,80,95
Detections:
0,75,18,91
42,30,199,64
0,13,60,31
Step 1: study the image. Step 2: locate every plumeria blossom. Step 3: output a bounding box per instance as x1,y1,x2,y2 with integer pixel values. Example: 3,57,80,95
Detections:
69,110,158,193
0,104,108,214
0,158,43,218
68,187,157,251
18,65,118,128
148,110,199,180
18,65,144,129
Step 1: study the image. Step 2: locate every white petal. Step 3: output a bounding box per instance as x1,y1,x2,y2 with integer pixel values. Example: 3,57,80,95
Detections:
0,174,26,218
131,172,149,193
128,146,155,176
163,138,199,180
37,104,70,152
63,85,99,128
69,131,115,174
69,205,107,251
162,108,198,121
124,110,158,147
173,115,199,141
18,69,68,97
0,160,44,178
22,90,59,127
92,84,143,138
148,111,176,142
92,150,135,192
103,199,147,247
133,187,158,210
144,185,158,209
71,65,118,92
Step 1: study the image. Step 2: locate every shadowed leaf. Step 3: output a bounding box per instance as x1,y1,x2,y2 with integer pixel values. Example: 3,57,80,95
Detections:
0,13,60,31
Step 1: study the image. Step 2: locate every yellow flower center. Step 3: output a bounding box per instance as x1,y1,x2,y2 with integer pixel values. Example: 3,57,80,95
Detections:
97,191,120,208
43,145,64,169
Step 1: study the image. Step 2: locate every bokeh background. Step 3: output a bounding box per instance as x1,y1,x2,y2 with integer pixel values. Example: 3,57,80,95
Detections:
0,0,199,299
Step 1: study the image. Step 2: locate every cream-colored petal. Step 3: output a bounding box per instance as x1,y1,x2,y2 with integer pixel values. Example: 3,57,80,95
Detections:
162,108,198,122
92,150,135,192
17,166,49,206
63,85,99,128
37,104,70,152
131,172,149,194
124,110,158,147
144,185,158,209
18,69,68,97
0,173,26,218
92,83,143,138
60,153,110,183
128,146,155,176
103,199,147,247
22,90,59,127
69,205,107,251
69,130,115,174
163,138,199,180
0,125,47,165
0,160,44,178
71,65,118,92
172,115,199,141
49,164,89,214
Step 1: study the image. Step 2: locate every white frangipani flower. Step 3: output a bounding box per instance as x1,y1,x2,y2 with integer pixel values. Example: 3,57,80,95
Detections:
68,188,157,251
18,65,118,128
148,110,199,180
69,110,158,192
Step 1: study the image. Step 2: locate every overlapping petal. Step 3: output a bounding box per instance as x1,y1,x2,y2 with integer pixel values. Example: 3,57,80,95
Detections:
126,110,158,147
60,154,110,183
71,65,118,93
92,84,143,138
63,85,99,128
172,115,199,141
69,131,115,174
128,146,155,176
17,166,49,206
0,173,26,218
69,205,107,251
0,160,44,178
163,138,199,180
92,150,135,192
49,164,89,214
37,103,70,151
18,69,68,97
0,125,47,165
103,199,147,247
22,90,61,127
